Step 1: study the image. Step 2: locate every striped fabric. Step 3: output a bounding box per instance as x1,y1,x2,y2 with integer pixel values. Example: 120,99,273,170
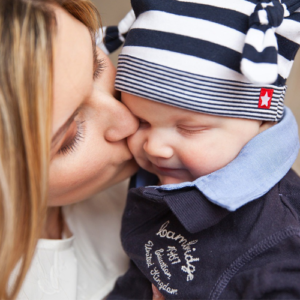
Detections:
115,0,300,121
241,0,300,84
96,10,135,55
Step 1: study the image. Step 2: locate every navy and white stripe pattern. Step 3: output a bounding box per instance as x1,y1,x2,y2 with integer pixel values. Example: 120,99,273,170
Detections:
115,0,300,121
116,55,286,121
241,0,300,84
96,10,135,55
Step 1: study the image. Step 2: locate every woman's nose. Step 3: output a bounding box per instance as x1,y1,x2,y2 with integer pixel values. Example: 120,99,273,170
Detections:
104,99,139,142
143,132,173,159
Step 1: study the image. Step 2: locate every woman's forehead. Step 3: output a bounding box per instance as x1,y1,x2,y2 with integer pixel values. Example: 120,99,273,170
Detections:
52,6,93,136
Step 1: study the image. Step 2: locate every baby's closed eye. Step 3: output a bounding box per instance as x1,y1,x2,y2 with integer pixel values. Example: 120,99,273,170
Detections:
177,125,209,136
138,118,150,129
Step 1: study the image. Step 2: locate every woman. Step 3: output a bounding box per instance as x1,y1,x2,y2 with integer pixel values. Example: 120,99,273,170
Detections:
0,0,163,299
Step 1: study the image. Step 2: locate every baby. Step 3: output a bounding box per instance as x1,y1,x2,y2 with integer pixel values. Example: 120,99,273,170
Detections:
106,0,300,299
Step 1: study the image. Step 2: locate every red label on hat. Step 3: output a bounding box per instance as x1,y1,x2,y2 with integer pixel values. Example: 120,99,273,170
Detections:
258,88,273,109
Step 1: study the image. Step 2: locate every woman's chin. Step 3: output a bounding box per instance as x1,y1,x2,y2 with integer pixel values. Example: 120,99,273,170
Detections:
98,158,138,191
115,158,139,183
48,158,138,207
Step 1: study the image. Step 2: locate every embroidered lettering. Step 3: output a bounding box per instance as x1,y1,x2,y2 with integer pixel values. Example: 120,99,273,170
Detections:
181,249,200,281
150,267,178,295
157,221,198,249
156,221,200,282
167,246,181,265
155,249,172,279
145,240,154,267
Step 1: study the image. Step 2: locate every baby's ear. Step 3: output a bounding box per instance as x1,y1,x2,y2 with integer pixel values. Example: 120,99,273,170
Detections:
96,10,135,55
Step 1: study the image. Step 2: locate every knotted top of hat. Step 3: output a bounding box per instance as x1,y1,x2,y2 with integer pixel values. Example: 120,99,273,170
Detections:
111,0,300,121
96,10,135,55
241,0,300,84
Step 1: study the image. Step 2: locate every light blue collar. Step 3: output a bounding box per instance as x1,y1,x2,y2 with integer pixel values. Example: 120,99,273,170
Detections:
154,107,299,211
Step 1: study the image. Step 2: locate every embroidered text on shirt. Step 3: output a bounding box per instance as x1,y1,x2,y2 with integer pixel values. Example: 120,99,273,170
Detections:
156,221,200,281
145,240,155,267
155,249,172,279
167,246,181,265
151,267,178,295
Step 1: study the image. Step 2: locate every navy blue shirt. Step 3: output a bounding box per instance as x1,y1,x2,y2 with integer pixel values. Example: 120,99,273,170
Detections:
107,108,300,299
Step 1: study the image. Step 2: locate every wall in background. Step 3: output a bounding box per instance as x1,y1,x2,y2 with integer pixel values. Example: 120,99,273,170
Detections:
93,0,131,66
92,0,300,174
285,52,300,173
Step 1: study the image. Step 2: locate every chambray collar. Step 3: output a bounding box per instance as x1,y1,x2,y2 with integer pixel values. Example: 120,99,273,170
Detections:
138,107,299,212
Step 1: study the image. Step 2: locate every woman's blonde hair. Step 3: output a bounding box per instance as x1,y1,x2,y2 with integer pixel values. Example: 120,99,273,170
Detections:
0,0,100,299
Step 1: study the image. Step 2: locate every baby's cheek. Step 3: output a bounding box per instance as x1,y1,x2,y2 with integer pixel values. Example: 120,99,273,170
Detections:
180,147,199,168
127,133,144,159
180,147,211,178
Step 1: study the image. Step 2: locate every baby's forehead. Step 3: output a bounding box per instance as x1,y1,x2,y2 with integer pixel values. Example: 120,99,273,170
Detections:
123,92,222,124
122,92,261,129
163,107,226,126
153,99,257,127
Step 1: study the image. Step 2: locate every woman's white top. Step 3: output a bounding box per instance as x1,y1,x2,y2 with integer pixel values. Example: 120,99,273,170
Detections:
17,180,130,300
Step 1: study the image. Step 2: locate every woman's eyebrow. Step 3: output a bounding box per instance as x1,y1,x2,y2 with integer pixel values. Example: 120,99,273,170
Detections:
51,108,80,150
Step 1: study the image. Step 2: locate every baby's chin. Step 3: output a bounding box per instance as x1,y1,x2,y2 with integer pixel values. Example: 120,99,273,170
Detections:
157,175,188,186
139,163,193,185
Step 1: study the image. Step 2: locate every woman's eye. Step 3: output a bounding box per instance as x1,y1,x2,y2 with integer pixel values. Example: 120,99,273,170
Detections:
58,120,85,155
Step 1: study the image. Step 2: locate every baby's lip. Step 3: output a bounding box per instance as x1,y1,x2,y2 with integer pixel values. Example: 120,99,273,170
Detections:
152,164,182,173
155,165,176,171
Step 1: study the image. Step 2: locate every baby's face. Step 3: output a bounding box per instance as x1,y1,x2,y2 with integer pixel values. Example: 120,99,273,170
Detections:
122,93,262,185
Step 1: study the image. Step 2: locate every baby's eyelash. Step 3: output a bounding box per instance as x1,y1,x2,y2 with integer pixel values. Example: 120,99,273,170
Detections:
138,119,150,128
177,126,207,135
58,121,85,156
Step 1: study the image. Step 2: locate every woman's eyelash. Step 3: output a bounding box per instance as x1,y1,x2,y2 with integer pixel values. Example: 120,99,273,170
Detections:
58,120,85,156
93,47,105,80
94,58,105,79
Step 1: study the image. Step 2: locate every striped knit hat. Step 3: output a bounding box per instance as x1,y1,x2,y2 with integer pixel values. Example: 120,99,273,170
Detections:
96,10,135,55
111,0,300,121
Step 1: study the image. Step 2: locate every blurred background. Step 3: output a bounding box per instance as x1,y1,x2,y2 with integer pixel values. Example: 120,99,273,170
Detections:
92,0,300,174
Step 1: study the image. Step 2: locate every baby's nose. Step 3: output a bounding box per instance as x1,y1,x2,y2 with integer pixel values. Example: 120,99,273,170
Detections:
143,135,173,159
